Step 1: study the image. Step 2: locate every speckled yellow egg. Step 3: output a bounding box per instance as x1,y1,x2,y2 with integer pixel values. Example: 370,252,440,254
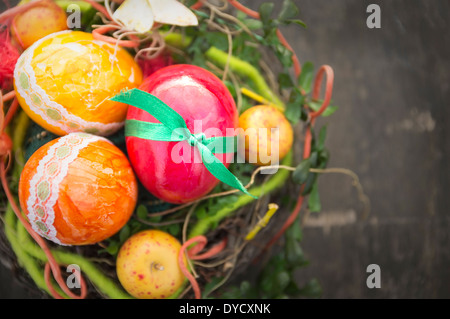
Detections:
116,230,187,299
14,30,143,136
18,132,138,245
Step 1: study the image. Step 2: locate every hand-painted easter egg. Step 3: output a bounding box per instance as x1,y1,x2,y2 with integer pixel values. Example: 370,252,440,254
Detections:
18,132,138,245
14,30,143,136
126,64,238,204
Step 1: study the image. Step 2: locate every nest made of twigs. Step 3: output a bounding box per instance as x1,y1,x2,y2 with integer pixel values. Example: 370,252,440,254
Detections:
1,0,331,299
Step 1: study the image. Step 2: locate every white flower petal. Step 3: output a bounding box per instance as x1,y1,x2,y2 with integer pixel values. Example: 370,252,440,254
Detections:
113,0,155,33
148,0,198,27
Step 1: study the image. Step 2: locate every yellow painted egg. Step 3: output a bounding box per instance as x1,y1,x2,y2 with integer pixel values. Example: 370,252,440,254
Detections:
14,30,143,136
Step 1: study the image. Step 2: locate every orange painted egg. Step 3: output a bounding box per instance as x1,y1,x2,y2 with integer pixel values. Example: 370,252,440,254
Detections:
18,132,138,245
14,30,143,136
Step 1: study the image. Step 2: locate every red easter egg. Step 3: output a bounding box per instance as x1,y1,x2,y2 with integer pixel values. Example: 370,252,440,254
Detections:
126,64,238,204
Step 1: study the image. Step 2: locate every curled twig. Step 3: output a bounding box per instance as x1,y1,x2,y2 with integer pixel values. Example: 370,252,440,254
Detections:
309,168,371,219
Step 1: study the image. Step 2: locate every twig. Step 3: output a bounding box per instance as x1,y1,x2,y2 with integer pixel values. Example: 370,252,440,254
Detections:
134,216,185,227
150,164,295,218
309,168,371,218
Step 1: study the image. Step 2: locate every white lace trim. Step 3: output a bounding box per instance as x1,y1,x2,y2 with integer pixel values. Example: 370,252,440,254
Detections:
14,30,124,136
26,133,109,245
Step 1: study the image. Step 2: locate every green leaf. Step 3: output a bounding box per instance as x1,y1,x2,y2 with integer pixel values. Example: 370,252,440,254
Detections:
129,219,145,234
284,280,302,296
224,80,236,98
148,214,162,223
285,236,309,266
259,254,286,295
298,278,322,298
242,18,263,30
278,0,299,21
278,72,294,89
185,0,198,7
202,276,224,298
204,32,229,51
287,217,303,242
274,271,290,295
284,19,307,28
308,181,321,213
231,31,262,65
285,102,301,124
259,2,275,24
193,10,211,20
236,10,247,21
285,88,304,124
260,272,274,294
210,219,220,231
80,6,99,28
297,61,314,93
274,42,293,68
292,158,311,184
308,100,339,117
322,105,339,117
318,148,330,166
285,219,308,265
195,206,207,219
240,281,252,295
317,126,328,151
136,204,148,220
105,241,119,255
301,171,317,196
308,151,318,167
167,223,181,237
119,225,130,244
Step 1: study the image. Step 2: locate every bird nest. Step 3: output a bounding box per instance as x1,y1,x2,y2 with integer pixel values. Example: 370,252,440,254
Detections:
0,0,352,299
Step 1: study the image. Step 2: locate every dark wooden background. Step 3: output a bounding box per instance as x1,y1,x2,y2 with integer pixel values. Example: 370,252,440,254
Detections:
274,0,450,298
1,0,449,298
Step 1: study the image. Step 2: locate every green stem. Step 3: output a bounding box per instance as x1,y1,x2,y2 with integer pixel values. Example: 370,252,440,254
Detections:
2,111,55,297
12,110,29,154
164,33,193,50
188,151,293,238
3,205,56,297
51,250,132,299
2,111,66,298
16,222,132,299
205,46,285,111
55,0,92,12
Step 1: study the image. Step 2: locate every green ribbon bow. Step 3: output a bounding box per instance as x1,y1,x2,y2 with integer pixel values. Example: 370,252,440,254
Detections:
110,88,255,198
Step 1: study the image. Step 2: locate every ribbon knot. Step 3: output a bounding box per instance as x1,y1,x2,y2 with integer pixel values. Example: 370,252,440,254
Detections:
189,133,206,147
110,88,256,198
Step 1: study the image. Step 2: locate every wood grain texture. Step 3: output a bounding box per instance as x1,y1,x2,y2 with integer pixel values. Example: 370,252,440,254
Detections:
242,0,450,298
